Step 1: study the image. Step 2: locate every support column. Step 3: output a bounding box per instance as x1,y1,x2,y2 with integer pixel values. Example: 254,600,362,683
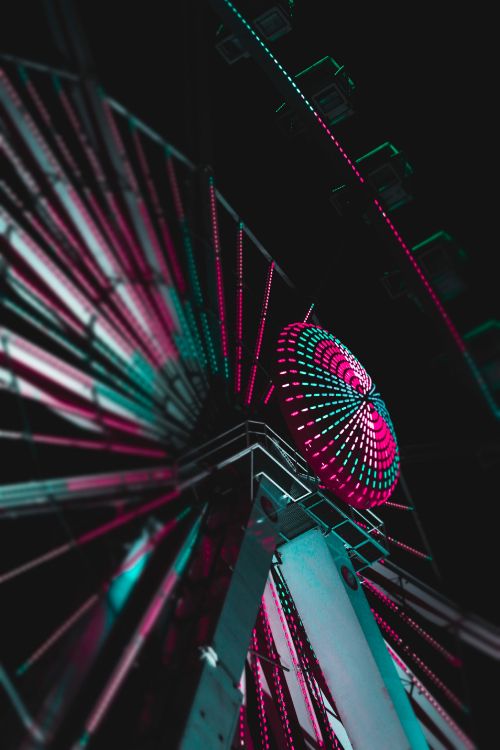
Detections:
178,477,280,749
280,528,428,750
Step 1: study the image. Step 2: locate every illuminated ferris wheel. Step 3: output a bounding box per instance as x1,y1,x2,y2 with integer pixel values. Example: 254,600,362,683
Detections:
0,3,493,749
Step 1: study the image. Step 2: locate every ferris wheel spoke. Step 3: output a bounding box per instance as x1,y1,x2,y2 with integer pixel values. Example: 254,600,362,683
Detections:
261,303,316,408
98,117,183,363
14,514,183,679
245,260,274,407
0,488,182,585
73,510,204,749
0,330,173,442
360,577,461,667
266,576,325,746
270,570,347,749
16,593,100,677
2,513,194,749
371,608,466,712
166,154,218,374
235,222,244,395
0,465,175,516
387,645,475,750
208,175,230,380
2,290,166,416
0,213,171,400
0,429,169,459
0,72,181,378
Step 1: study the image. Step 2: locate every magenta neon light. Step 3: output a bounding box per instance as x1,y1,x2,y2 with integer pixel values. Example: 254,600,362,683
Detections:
263,383,275,405
356,520,430,560
251,628,271,750
303,303,314,323
165,155,185,222
246,261,274,406
18,594,99,674
260,598,295,749
235,223,244,393
276,583,340,749
58,85,106,184
361,578,461,666
262,305,314,406
209,177,230,378
239,704,246,747
94,105,174,366
275,322,399,508
66,467,173,492
269,579,323,745
134,148,186,294
0,430,168,457
387,645,475,750
372,609,465,711
285,603,339,748
383,534,430,560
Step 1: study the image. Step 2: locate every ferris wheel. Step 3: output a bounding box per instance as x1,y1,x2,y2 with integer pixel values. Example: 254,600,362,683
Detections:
0,4,491,750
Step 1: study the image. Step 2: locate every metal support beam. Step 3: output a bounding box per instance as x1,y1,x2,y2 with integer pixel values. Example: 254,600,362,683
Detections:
178,476,281,749
280,528,428,750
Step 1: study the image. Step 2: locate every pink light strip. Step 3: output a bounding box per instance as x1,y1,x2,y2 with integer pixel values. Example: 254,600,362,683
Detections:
245,261,274,406
235,223,244,393
372,609,465,711
1,367,154,441
0,430,168,458
239,704,246,748
384,501,413,510
262,303,314,406
384,534,431,560
17,594,98,674
263,384,275,405
361,578,461,666
251,628,271,750
355,521,431,560
283,599,339,748
165,155,185,222
67,467,173,493
209,177,230,378
303,303,314,323
260,598,295,749
94,102,171,366
387,645,475,750
269,579,323,746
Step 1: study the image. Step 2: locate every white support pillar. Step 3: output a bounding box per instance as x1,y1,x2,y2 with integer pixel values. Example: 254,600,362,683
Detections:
280,529,428,750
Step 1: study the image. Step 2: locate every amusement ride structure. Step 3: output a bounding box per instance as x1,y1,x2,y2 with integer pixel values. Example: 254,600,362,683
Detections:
1,2,499,749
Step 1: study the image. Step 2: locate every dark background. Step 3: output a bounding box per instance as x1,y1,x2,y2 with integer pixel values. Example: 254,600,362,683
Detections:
2,2,499,747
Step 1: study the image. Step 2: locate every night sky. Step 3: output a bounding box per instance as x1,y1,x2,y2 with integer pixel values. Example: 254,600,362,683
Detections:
2,2,499,747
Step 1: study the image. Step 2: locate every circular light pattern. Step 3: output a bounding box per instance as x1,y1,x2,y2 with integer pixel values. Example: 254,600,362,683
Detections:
275,322,399,509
